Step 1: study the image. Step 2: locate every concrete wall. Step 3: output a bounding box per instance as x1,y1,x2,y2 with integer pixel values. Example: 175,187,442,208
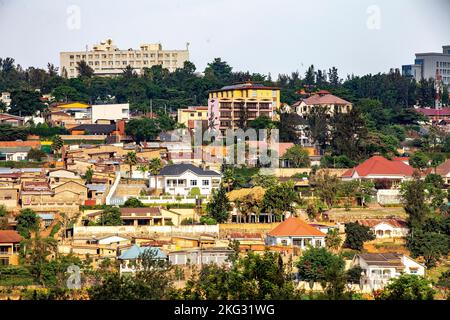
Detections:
73,225,219,237
377,189,402,205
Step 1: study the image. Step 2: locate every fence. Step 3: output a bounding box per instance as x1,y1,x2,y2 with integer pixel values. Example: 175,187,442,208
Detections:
73,225,219,237
109,195,210,205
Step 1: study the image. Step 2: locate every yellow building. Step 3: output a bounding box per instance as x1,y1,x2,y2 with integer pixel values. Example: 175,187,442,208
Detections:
0,230,22,266
208,82,280,135
177,106,208,129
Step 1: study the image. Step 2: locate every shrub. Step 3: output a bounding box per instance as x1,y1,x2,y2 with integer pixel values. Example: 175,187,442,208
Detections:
200,216,217,225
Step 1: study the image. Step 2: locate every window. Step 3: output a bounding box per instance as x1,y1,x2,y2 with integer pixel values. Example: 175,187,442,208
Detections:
0,258,9,266
202,180,209,186
190,180,197,186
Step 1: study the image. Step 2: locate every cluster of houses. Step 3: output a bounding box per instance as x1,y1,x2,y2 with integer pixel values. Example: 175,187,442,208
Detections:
0,85,442,294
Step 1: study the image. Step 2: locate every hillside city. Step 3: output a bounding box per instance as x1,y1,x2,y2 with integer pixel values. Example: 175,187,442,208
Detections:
0,39,449,301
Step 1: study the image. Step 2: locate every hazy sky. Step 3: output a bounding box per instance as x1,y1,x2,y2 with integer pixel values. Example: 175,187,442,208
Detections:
0,0,449,78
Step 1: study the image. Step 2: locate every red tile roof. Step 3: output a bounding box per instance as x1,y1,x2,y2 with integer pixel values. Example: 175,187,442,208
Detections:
415,107,450,116
341,156,415,178
0,230,22,243
357,219,408,228
0,141,40,148
268,217,326,237
293,94,351,107
435,158,450,176
120,207,161,216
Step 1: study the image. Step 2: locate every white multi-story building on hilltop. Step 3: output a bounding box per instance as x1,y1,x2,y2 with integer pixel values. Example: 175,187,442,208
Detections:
60,39,189,78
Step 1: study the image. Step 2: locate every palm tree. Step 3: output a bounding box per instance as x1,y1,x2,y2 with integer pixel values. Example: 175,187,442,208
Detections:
51,135,64,157
137,164,148,179
223,168,235,192
148,158,163,194
124,151,138,180
85,167,94,184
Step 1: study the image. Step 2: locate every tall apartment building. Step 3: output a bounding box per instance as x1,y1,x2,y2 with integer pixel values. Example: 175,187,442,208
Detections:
402,45,450,85
60,39,189,78
207,82,280,135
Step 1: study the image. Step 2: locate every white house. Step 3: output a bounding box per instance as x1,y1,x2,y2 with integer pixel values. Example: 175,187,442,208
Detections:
90,103,130,123
96,235,131,246
351,253,425,291
118,244,167,274
357,219,409,239
265,217,326,248
168,248,233,266
149,163,221,196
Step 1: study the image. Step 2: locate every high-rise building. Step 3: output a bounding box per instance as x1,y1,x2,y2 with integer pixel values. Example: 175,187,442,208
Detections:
207,82,280,135
402,45,450,85
60,39,189,78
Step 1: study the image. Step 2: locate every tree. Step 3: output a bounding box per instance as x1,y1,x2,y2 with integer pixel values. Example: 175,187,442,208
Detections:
222,167,236,192
248,115,278,130
343,222,375,251
328,67,341,87
51,135,64,155
400,172,429,229
296,247,345,284
148,158,163,193
16,208,40,239
306,106,329,151
89,249,174,300
283,145,311,168
204,58,232,84
251,173,278,189
0,124,28,141
20,235,60,285
304,65,316,85
261,181,300,221
346,266,363,284
409,151,429,170
76,60,94,78
206,185,231,223
124,151,138,179
27,148,47,162
8,90,46,116
406,230,448,268
85,167,94,184
98,207,122,226
125,118,161,143
338,180,358,211
310,170,340,208
325,228,342,251
137,164,148,179
0,205,8,230
330,108,368,161
182,250,300,300
123,197,145,208
376,274,435,300
279,112,302,144
436,270,450,299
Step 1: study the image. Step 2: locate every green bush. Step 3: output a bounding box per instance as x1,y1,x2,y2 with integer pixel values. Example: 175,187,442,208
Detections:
189,187,201,197
200,216,217,225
